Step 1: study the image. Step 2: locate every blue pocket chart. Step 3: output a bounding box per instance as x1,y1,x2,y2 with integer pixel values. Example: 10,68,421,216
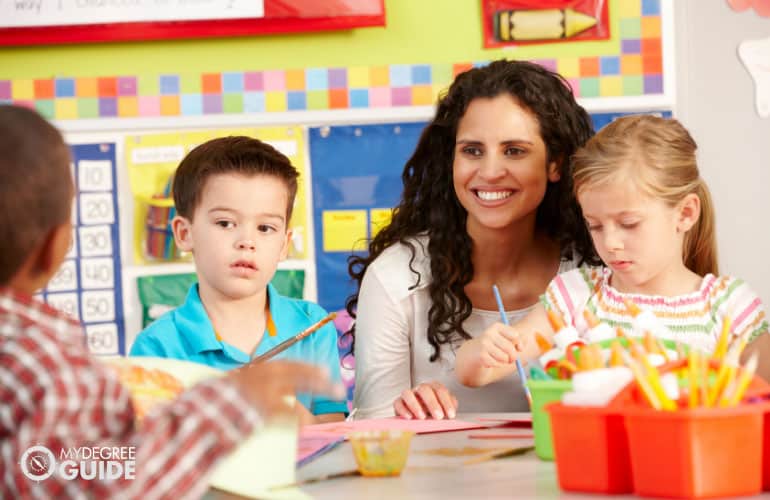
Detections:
39,142,125,355
309,111,671,312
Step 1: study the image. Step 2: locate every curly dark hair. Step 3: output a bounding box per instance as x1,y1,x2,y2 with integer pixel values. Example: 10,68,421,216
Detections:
346,60,599,362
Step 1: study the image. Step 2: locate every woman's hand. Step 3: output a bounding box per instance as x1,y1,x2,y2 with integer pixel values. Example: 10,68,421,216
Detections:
393,381,458,420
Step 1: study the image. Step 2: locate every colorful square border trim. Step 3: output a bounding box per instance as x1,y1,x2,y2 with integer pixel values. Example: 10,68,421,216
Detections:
0,1,664,120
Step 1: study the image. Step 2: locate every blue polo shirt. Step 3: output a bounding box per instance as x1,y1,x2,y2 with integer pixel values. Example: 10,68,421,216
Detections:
129,283,347,415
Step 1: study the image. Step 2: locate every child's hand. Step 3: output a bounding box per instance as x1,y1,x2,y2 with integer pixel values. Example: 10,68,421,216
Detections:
393,381,458,420
475,322,524,368
293,400,317,426
227,361,343,419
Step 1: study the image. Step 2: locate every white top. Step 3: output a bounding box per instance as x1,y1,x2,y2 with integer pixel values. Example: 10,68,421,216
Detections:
352,236,579,418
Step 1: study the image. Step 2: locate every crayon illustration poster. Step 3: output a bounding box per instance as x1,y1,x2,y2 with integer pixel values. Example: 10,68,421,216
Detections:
482,0,610,48
124,126,309,265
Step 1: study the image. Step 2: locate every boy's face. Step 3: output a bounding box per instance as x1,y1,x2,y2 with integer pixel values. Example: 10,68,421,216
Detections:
172,173,292,301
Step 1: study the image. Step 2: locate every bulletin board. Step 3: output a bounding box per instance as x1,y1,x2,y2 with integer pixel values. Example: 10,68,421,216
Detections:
40,142,126,356
309,122,426,312
309,111,672,313
124,126,309,265
0,0,386,46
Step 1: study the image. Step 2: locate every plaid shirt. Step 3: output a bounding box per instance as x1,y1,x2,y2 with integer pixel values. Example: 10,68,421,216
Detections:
0,288,261,499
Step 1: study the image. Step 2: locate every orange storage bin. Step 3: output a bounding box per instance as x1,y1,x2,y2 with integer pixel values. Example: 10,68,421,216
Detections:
764,410,770,491
624,404,764,499
548,358,770,498
546,402,633,494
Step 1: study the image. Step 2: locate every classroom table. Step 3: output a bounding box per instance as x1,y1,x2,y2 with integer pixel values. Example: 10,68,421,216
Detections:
205,413,639,499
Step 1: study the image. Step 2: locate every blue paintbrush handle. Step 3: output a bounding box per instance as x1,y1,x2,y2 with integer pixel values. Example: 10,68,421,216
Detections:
492,285,532,405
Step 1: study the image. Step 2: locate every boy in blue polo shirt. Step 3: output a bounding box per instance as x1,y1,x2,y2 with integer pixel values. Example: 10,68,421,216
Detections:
130,136,347,423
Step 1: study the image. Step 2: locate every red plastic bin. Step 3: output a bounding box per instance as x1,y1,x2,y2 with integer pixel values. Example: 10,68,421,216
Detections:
546,402,633,494
765,410,770,491
624,404,764,499
548,358,770,498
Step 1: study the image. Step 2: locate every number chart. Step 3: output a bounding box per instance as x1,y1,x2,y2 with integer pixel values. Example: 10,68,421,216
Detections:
41,143,125,356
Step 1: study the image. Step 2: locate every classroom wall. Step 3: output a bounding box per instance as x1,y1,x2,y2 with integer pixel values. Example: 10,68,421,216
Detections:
674,0,770,308
0,0,622,77
0,0,676,353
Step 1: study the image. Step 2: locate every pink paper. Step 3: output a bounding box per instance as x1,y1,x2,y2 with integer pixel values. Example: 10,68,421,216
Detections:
297,434,343,465
296,416,532,465
300,417,488,439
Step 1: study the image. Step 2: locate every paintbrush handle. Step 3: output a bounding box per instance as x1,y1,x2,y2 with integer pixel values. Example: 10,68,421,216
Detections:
254,312,337,363
492,285,532,403
463,445,534,465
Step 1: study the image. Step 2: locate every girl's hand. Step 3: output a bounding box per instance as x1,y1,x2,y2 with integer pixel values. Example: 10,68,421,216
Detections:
393,381,458,420
475,322,525,368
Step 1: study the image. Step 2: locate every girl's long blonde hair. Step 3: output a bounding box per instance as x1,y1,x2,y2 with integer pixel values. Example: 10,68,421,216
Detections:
571,115,718,276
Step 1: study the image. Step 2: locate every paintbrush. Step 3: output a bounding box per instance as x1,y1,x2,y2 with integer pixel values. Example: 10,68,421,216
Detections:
492,285,532,406
254,312,337,363
463,445,534,465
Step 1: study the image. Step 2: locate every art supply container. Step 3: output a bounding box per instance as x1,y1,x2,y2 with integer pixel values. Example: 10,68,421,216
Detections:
624,404,764,498
764,410,770,491
547,401,633,494
528,379,572,460
144,194,180,261
348,430,413,477
623,359,770,498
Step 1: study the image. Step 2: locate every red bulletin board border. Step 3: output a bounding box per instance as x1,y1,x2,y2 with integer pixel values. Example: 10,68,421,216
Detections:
0,0,385,47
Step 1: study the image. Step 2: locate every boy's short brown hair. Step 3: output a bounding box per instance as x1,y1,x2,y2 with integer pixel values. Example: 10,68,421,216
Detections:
0,106,73,284
173,136,299,222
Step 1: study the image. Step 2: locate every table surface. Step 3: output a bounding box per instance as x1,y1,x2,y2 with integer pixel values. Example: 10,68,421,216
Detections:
204,413,645,500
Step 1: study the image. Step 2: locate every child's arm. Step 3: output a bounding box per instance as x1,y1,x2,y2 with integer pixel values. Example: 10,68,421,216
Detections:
302,405,344,424
455,303,553,387
305,306,349,420
742,332,770,382
724,277,770,381
294,398,345,425
2,347,339,498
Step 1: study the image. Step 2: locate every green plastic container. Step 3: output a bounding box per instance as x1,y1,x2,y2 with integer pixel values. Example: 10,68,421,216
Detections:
528,338,683,460
529,378,573,460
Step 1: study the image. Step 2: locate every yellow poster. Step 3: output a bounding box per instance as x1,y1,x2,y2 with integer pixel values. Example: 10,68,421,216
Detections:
322,210,367,252
125,126,308,265
369,208,393,239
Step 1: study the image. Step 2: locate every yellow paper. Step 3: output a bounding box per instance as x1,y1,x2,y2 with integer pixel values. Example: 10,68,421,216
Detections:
322,210,367,252
369,208,393,239
125,126,309,264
